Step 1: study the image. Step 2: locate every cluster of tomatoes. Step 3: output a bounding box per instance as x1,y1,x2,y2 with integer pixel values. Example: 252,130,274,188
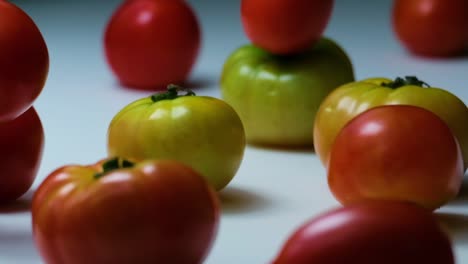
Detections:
1,0,468,263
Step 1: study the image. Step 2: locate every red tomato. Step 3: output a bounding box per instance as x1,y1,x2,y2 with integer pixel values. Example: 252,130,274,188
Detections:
32,158,219,264
272,201,454,264
328,105,464,210
104,0,201,90
0,107,44,203
241,0,334,55
0,1,49,121
392,0,468,57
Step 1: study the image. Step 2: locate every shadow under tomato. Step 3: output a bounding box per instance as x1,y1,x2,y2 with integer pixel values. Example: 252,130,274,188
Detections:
0,188,35,214
248,142,315,154
436,212,468,244
408,48,468,62
218,186,273,214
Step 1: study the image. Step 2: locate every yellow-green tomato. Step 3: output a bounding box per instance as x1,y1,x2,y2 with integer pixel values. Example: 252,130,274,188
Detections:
107,85,246,190
220,37,355,147
314,76,468,170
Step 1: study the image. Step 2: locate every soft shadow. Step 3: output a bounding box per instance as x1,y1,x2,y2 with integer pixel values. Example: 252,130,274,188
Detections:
182,75,217,90
0,189,35,214
248,142,315,154
436,212,468,243
409,49,468,62
219,186,273,214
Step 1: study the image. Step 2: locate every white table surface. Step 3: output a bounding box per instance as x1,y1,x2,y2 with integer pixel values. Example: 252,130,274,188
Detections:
3,0,468,263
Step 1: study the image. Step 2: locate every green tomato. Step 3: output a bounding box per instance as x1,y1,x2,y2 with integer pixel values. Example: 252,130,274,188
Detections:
220,37,355,147
107,85,246,190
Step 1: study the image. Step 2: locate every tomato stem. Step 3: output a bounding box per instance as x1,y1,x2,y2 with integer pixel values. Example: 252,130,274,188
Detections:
151,84,196,103
94,157,135,179
381,76,430,89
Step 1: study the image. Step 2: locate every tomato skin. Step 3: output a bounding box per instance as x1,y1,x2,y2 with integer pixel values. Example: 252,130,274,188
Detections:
313,77,468,170
32,158,219,264
220,37,354,147
241,0,334,55
107,88,246,190
0,107,44,203
328,105,463,210
104,0,201,90
0,1,49,121
392,0,468,57
272,201,454,264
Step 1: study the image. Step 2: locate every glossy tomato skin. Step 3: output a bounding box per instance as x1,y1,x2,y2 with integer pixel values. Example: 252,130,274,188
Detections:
392,0,468,57
104,0,201,90
107,90,246,190
0,1,49,121
314,77,468,170
32,159,219,264
241,0,334,54
328,105,463,210
0,107,44,202
272,201,454,264
220,37,354,147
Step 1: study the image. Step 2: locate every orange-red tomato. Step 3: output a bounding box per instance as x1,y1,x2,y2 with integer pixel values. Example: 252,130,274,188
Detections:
328,105,464,210
272,201,454,264
32,158,219,264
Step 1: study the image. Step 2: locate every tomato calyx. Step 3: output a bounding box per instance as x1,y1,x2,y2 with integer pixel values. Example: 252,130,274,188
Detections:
381,76,430,89
151,84,196,103
94,157,135,179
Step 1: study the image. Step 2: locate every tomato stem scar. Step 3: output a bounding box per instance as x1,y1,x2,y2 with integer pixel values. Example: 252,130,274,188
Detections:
381,76,430,89
150,84,196,103
94,157,135,179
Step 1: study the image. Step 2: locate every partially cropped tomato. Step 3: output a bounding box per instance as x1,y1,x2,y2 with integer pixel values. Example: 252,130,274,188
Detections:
272,201,454,264
107,85,246,190
0,0,49,121
392,0,468,57
0,107,44,203
314,76,468,170
32,158,219,264
104,0,201,90
220,37,354,147
241,0,334,54
328,105,463,210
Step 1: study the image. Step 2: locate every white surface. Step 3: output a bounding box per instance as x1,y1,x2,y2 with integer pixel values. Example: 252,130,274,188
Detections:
2,0,468,263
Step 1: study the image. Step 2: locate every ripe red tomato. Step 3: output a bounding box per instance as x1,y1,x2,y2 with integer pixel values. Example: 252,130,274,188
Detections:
32,158,219,264
0,0,49,121
272,201,455,264
104,0,201,90
392,0,468,57
241,0,334,55
328,105,464,211
0,107,44,203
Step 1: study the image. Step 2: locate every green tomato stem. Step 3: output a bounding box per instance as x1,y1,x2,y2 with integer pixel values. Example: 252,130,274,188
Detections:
381,76,430,89
150,84,196,103
94,157,135,179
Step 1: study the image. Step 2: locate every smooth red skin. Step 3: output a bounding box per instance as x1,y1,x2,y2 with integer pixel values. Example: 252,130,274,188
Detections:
0,107,44,203
328,105,464,211
272,201,454,264
241,0,334,55
104,0,201,90
32,159,219,264
0,1,49,121
392,0,468,57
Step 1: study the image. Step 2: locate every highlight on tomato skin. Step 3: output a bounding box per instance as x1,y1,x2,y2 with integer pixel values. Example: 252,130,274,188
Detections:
271,201,455,264
32,158,220,264
327,105,464,211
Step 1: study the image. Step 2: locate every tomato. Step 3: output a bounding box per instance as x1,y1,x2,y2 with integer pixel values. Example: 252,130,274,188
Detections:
328,105,463,210
107,85,246,190
392,0,468,57
272,201,454,264
32,158,219,264
241,0,334,55
314,76,468,170
0,0,49,121
220,37,354,147
104,0,201,90
0,107,44,203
